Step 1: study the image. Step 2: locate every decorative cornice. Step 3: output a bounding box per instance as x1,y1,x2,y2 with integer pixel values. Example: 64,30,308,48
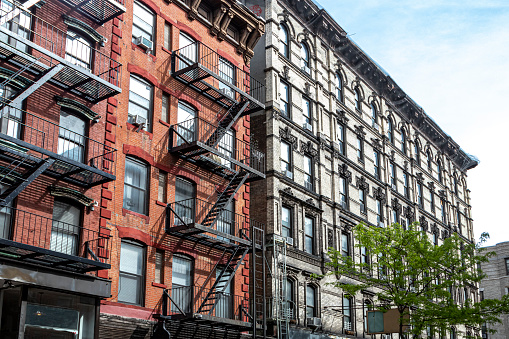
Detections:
0,67,31,88
62,15,105,45
356,176,369,190
48,186,94,206
300,140,318,158
392,198,402,213
372,186,386,203
338,163,352,182
279,126,298,147
54,96,100,121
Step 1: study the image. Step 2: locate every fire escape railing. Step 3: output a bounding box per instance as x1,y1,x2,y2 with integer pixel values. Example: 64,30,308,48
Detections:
0,206,111,273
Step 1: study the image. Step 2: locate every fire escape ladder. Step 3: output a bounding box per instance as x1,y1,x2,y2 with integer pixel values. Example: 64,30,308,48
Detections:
201,170,249,229
0,157,55,206
197,246,249,315
5,64,65,108
205,100,249,148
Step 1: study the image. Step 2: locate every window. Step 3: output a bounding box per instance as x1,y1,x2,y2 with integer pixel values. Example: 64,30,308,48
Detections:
300,42,310,73
217,129,235,168
304,216,314,254
303,97,312,131
175,177,196,224
453,176,458,195
359,188,366,214
354,88,361,111
303,155,313,191
390,163,397,190
376,199,383,226
0,184,12,239
281,141,292,178
414,141,421,165
427,150,433,171
339,176,348,209
118,240,145,305
363,300,373,332
226,24,238,41
387,118,394,144
128,75,153,131
217,201,233,242
400,129,407,155
176,101,196,146
280,80,290,117
58,111,86,163
336,73,343,101
285,277,295,319
357,137,363,161
0,84,22,139
430,190,435,212
440,199,446,223
337,123,345,155
343,295,352,330
163,22,171,50
218,57,234,91
403,172,410,199
158,170,167,202
306,285,316,318
417,182,423,208
505,258,509,275
161,92,169,123
172,254,193,313
0,0,31,53
279,24,289,58
438,161,443,183
179,32,197,66
373,150,380,179
132,1,155,51
371,103,378,130
282,206,292,239
51,200,81,256
123,158,149,215
392,208,399,224
361,247,369,267
450,328,456,339
65,31,92,70
341,233,350,257
155,249,164,284
433,231,438,246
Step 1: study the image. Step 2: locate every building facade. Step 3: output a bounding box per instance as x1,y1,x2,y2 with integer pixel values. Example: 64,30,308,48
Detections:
97,0,267,337
248,0,479,338
0,0,124,337
480,241,509,339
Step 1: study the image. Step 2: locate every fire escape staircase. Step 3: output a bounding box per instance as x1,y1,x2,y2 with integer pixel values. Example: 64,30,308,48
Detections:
197,246,249,315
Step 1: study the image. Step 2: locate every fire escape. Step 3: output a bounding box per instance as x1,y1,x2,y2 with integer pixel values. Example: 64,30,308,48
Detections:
0,1,123,272
156,41,267,337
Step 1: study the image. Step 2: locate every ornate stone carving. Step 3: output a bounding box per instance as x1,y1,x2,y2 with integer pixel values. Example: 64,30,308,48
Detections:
373,186,386,203
338,164,352,182
371,138,382,151
279,126,298,147
354,125,366,138
281,187,294,196
428,181,435,191
48,186,94,206
300,140,318,157
439,190,447,200
392,198,402,213
282,65,290,80
356,176,369,190
416,172,424,183
336,110,349,125
404,206,414,221
419,216,428,231
304,82,311,97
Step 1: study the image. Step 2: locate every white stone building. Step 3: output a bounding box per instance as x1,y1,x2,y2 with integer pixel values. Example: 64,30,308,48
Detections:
247,0,479,338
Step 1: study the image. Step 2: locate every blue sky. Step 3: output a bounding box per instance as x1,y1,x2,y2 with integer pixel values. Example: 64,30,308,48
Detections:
319,0,509,246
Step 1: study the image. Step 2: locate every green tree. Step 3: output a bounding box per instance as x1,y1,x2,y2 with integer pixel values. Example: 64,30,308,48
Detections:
323,222,509,338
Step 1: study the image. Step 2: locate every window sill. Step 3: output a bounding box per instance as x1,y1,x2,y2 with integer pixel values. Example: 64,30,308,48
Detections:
156,200,166,207
159,119,170,128
152,282,167,288
127,123,154,140
131,42,156,62
162,47,171,55
122,208,150,223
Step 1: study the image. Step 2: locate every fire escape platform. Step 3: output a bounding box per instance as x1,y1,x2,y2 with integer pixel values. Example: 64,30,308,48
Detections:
57,0,126,24
0,7,122,103
160,313,257,331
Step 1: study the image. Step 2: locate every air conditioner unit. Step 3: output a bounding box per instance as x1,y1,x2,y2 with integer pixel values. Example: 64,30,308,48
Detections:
285,237,294,246
307,317,321,327
220,87,234,99
131,115,147,128
304,180,313,191
283,170,293,179
301,65,310,74
135,36,152,51
303,122,313,131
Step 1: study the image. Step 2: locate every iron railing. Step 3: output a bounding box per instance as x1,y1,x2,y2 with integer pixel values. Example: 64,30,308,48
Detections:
0,104,116,175
166,197,264,247
266,297,296,320
0,206,111,268
0,5,121,101
169,117,265,176
172,41,265,109
57,0,125,24
164,285,252,324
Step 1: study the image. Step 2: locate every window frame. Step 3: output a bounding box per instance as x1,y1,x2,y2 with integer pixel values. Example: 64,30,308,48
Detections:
118,240,146,306
403,172,410,199
304,215,315,254
354,88,361,111
58,109,87,164
50,198,82,256
373,150,380,179
306,284,317,318
341,232,350,257
371,103,378,130
302,96,312,131
300,42,310,73
303,154,313,191
400,129,407,155
281,205,293,240
339,176,348,209
336,73,343,102
279,24,289,58
337,123,345,155
359,188,366,215
387,118,394,144
280,140,292,178
357,137,363,161
128,75,153,132
343,295,353,330
280,80,291,118
376,199,384,225
158,170,168,203
123,157,149,215
65,30,93,70
414,141,421,166
390,163,397,190
132,1,155,52
417,181,424,208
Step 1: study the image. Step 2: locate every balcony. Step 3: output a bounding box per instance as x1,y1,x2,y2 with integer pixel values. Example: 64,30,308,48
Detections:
0,104,115,188
166,198,264,250
159,285,260,331
0,206,111,273
0,5,121,103
57,0,126,24
169,117,265,179
171,41,265,114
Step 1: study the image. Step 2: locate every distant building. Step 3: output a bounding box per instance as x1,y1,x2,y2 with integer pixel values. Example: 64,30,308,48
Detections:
480,242,509,339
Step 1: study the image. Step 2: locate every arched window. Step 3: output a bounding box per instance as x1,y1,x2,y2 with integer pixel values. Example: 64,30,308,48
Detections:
354,88,361,111
284,277,295,319
400,129,407,155
371,103,378,130
437,161,443,183
279,24,289,58
300,42,310,73
454,175,458,195
414,140,421,165
427,150,433,171
387,118,394,143
306,284,317,318
336,73,343,101
65,30,92,70
450,327,456,339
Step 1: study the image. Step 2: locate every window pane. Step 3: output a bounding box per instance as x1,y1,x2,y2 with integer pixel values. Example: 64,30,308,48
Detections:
155,250,164,284
158,171,167,202
172,255,192,286
282,206,291,238
120,242,144,275
123,158,148,214
164,22,171,50
118,275,141,304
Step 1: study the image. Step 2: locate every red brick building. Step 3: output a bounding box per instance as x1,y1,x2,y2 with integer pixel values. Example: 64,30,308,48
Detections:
93,0,267,338
0,0,124,337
